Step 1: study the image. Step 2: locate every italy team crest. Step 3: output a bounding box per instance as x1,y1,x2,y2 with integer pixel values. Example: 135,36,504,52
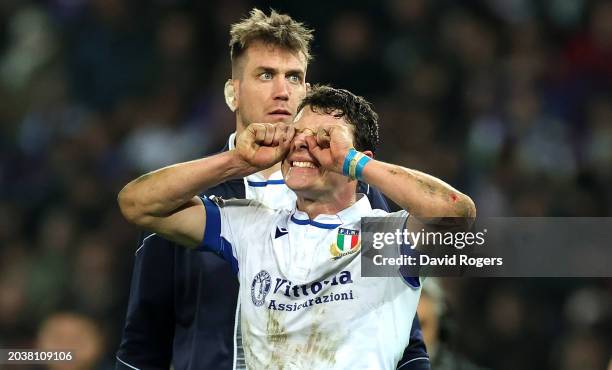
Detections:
330,228,360,260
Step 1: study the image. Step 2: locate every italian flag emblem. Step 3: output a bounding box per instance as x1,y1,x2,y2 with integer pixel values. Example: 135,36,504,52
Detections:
337,228,360,251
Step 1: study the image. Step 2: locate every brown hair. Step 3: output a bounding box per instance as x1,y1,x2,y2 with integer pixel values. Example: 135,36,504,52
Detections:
297,85,379,153
229,8,314,71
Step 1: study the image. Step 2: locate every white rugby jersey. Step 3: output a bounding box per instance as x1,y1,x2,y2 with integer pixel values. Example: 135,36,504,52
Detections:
198,194,422,370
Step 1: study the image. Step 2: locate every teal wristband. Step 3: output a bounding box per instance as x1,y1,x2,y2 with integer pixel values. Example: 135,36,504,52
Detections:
354,155,371,180
342,148,358,177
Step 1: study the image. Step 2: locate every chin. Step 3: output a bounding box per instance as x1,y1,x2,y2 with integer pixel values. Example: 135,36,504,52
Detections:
285,179,310,192
269,115,293,124
288,176,323,192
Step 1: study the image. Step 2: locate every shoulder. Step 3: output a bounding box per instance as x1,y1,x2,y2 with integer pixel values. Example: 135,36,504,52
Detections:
359,182,390,212
206,196,290,221
366,208,408,218
209,196,275,211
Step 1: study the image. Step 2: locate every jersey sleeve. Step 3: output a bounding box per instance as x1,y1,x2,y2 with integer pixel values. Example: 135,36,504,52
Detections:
196,196,276,274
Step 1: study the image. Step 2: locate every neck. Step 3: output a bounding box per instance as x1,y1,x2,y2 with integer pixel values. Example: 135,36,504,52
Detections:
296,187,356,219
259,163,282,179
235,115,245,139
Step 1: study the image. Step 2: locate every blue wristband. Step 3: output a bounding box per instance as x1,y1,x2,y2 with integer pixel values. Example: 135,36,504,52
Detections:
342,148,358,177
354,155,371,180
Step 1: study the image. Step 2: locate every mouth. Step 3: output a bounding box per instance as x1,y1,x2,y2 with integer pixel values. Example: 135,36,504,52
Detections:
290,160,318,169
269,109,292,116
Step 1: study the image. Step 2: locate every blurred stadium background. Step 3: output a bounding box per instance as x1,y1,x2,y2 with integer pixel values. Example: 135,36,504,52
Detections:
0,0,611,369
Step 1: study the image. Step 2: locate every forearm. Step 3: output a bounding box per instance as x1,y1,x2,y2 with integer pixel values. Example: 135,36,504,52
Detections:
361,160,475,218
118,150,255,223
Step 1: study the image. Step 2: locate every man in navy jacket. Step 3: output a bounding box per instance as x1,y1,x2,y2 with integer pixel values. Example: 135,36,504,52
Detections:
116,8,429,370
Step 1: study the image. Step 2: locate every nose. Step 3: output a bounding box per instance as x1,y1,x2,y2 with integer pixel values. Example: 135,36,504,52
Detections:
273,76,290,101
292,129,313,151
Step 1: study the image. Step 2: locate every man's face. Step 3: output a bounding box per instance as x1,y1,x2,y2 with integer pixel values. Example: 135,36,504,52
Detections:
281,106,355,198
234,41,307,127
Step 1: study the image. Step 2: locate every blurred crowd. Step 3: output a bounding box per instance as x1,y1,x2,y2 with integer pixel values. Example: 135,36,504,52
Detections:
0,0,610,369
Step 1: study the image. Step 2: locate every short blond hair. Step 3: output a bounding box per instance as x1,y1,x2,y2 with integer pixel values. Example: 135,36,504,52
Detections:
229,8,313,70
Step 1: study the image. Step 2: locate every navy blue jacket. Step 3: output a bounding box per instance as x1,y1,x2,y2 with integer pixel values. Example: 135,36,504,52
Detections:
116,175,429,370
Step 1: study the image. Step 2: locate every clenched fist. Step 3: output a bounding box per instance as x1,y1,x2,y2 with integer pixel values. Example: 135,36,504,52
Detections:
303,124,354,174
235,123,296,169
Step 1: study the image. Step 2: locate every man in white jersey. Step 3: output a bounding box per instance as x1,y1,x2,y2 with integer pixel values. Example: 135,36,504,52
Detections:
118,85,476,369
116,9,430,370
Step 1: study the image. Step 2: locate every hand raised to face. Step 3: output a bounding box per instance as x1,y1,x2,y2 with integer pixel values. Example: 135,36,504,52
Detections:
302,124,354,174
235,123,296,170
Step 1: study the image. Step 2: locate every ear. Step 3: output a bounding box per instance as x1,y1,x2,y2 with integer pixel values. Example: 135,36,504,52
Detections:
363,150,374,159
224,79,238,112
306,82,311,91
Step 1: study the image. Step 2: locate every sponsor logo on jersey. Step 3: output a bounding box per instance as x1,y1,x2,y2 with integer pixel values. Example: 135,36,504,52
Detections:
251,270,272,306
272,271,353,298
275,226,288,239
250,270,355,310
268,290,355,312
330,228,360,259
267,271,355,312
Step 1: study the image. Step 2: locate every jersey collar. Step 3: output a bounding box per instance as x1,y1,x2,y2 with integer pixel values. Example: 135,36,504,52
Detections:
228,132,237,150
290,194,372,229
245,169,284,187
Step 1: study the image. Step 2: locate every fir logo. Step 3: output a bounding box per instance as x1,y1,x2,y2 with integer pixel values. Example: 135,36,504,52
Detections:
251,270,271,307
330,228,360,260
